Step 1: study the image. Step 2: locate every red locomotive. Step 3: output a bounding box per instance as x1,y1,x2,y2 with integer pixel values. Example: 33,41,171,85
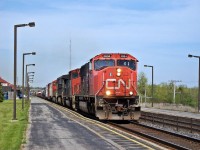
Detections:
45,53,141,120
46,80,57,102
56,74,68,105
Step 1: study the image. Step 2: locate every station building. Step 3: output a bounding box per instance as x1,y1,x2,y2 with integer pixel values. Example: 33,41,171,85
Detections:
0,76,14,99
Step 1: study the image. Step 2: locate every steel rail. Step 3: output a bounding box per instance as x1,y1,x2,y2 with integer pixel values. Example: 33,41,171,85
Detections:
141,112,200,133
108,121,200,150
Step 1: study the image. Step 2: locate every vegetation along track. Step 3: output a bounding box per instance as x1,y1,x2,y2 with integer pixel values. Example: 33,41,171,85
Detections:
108,121,200,150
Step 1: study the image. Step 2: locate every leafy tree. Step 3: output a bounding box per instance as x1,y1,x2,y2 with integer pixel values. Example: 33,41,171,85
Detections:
0,83,4,102
137,72,148,95
154,82,172,103
138,71,198,108
156,83,197,107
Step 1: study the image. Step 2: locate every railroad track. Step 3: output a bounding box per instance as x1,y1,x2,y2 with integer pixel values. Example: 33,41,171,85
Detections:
141,111,200,134
108,121,200,150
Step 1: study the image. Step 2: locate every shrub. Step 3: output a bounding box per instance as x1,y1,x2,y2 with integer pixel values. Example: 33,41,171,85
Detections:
0,83,4,102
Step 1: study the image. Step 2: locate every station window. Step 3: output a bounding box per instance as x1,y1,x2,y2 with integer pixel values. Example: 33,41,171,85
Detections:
117,60,136,70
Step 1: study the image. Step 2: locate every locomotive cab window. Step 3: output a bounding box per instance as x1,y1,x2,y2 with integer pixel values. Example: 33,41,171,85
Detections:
72,72,78,79
117,60,136,70
94,59,115,70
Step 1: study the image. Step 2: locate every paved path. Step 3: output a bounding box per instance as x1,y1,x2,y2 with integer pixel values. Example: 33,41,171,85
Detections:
23,97,116,150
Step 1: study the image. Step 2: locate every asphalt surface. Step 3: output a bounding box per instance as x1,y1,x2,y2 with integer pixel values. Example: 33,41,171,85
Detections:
23,97,116,150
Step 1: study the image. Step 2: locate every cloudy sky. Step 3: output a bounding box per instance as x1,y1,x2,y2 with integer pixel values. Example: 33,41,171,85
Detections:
0,0,199,87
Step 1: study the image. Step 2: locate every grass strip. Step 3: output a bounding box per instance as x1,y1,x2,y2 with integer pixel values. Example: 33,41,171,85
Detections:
0,100,30,150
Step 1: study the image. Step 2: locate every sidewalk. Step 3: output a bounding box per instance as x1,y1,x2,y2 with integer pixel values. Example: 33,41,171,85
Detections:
23,97,116,150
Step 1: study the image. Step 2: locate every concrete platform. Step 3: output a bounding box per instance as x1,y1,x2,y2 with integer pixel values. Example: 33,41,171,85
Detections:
23,97,116,150
142,107,200,120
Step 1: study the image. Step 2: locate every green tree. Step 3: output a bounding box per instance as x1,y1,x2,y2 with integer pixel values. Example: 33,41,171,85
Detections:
0,83,4,102
137,72,148,95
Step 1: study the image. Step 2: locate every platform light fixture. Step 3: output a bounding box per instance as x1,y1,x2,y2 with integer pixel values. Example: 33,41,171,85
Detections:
29,74,34,77
26,64,35,101
28,72,35,74
22,52,36,110
13,22,35,120
188,54,200,112
144,65,154,107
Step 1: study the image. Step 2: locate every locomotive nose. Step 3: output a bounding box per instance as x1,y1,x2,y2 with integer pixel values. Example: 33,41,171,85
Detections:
103,67,134,97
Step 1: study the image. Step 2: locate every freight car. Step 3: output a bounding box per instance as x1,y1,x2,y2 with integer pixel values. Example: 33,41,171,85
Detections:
45,53,141,120
45,83,50,100
48,80,57,102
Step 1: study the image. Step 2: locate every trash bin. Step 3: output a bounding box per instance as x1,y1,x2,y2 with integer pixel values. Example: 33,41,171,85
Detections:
4,92,8,100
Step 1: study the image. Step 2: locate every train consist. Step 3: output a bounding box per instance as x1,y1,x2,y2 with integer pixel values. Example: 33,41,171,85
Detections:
42,53,141,120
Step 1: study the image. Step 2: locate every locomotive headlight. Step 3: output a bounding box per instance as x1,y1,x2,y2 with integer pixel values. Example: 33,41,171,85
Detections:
117,68,121,73
117,68,121,76
129,91,133,95
117,72,121,77
106,90,111,96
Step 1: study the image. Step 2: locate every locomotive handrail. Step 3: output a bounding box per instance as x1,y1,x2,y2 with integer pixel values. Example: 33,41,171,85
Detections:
94,81,105,107
131,82,137,94
74,84,80,95
131,82,141,104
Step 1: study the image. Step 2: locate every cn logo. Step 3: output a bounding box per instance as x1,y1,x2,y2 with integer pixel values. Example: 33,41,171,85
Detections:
106,79,131,89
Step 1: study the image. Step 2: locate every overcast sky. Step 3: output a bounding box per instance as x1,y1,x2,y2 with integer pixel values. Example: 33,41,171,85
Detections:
0,0,200,87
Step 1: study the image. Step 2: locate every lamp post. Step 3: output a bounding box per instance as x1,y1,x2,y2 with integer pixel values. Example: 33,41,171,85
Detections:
13,22,35,120
27,72,35,85
28,74,34,80
28,75,34,78
28,77,34,98
28,72,35,75
188,54,200,112
29,80,34,83
22,52,36,110
26,64,35,101
144,65,154,107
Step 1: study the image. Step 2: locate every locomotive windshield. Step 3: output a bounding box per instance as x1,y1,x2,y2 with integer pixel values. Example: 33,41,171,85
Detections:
117,60,136,70
94,59,115,70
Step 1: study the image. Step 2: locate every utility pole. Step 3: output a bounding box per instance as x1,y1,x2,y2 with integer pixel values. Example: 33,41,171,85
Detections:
169,80,182,104
69,38,71,71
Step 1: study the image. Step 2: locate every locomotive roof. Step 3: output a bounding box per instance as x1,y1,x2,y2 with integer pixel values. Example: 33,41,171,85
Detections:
69,68,80,73
57,74,69,80
91,53,138,61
